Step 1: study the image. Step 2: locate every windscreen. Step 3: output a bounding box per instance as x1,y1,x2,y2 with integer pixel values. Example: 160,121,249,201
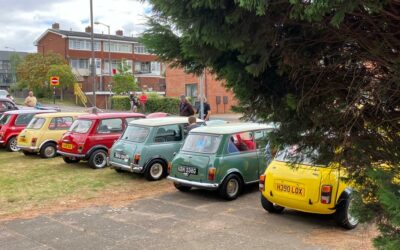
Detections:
121,126,150,142
26,117,45,129
182,134,222,154
0,114,11,125
69,119,93,133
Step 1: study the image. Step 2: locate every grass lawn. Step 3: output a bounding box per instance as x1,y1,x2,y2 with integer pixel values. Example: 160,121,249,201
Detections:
0,150,171,220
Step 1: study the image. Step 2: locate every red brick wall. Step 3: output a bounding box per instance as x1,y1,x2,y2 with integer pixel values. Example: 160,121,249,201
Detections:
37,32,67,56
166,67,237,114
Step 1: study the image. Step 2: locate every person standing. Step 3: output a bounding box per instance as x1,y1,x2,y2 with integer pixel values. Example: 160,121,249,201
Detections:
129,91,139,112
179,95,194,117
197,97,211,121
139,92,148,113
24,90,37,107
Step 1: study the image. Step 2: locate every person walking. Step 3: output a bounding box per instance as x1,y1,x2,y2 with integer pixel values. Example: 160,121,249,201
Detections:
139,92,148,113
129,91,139,112
179,95,194,117
197,97,211,121
24,90,37,107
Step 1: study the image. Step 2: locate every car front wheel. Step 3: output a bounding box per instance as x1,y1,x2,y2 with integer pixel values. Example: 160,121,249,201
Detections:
260,195,284,213
89,149,108,169
6,136,19,152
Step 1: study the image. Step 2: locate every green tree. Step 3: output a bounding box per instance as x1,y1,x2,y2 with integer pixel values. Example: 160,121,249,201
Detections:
16,53,67,97
112,60,138,94
142,0,400,248
46,64,75,100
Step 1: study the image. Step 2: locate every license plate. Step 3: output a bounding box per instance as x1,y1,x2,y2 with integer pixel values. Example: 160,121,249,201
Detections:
114,152,126,159
275,183,305,196
62,143,73,150
177,166,198,175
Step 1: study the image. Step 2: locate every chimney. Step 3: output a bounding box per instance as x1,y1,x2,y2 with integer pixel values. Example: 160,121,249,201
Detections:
52,23,60,29
116,30,123,36
85,26,92,33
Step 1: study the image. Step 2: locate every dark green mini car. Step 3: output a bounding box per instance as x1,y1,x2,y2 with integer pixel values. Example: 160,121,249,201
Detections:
168,123,274,200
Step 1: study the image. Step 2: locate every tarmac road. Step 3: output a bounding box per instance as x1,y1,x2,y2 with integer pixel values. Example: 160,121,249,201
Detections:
0,185,375,250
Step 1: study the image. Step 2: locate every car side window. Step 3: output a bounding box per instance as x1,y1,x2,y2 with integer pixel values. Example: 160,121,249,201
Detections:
15,114,35,126
227,132,256,153
97,118,123,134
48,117,73,130
154,124,182,143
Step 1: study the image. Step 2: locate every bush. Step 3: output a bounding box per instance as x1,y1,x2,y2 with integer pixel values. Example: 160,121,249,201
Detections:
111,95,180,114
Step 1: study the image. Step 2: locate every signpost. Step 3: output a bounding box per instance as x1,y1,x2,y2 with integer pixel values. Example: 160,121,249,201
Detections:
50,76,59,104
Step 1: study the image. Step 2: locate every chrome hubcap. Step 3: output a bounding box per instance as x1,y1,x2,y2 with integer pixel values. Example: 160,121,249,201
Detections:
10,138,19,152
150,163,163,179
348,197,359,226
94,153,106,168
226,179,239,197
45,146,55,157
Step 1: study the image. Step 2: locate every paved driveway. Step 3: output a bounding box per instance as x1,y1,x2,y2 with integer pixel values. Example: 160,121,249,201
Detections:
0,186,374,250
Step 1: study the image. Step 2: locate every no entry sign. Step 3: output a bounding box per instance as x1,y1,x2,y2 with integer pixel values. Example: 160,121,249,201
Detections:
50,76,60,86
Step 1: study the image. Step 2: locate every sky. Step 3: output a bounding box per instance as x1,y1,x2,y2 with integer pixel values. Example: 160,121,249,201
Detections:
0,0,152,52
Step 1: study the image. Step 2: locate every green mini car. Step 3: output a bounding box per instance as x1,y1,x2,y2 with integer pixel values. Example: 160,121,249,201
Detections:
168,123,274,200
109,117,203,181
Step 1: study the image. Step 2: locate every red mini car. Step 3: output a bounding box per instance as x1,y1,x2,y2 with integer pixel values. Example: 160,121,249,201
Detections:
57,112,145,169
0,109,56,152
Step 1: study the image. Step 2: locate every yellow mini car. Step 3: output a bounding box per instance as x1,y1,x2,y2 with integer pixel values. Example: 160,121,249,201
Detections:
17,112,84,158
259,145,359,229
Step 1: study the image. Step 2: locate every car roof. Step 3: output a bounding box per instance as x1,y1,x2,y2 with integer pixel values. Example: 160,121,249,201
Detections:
77,112,145,120
129,116,203,126
190,123,276,135
0,97,13,101
4,109,56,115
34,112,86,118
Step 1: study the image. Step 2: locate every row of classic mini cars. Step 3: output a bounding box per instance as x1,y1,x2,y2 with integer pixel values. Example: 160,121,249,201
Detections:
0,109,359,229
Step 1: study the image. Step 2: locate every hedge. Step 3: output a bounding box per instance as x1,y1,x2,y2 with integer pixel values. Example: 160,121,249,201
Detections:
111,95,180,114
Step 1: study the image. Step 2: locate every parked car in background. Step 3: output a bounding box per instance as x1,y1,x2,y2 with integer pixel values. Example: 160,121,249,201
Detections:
0,110,56,152
109,117,203,180
0,97,18,115
205,119,228,126
259,145,359,229
146,112,170,118
17,112,84,158
168,123,273,200
57,112,145,169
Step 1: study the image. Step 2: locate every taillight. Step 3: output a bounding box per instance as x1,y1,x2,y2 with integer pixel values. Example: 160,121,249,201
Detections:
259,174,266,192
167,162,172,174
321,185,332,204
208,167,216,181
31,138,37,146
133,154,140,164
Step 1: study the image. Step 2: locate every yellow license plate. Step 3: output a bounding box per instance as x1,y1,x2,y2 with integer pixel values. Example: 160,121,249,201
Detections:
275,183,305,196
62,143,73,150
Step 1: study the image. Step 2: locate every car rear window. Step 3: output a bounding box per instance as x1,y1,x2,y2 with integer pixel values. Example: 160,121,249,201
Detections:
27,117,46,129
0,114,11,125
121,125,149,142
69,119,93,133
182,134,222,154
274,145,322,166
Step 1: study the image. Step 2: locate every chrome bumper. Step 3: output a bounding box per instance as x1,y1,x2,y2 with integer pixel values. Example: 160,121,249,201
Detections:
0,140,5,144
109,161,143,173
167,176,219,189
57,150,85,159
18,145,38,152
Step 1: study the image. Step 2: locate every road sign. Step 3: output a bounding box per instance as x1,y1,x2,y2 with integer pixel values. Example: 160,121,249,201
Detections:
50,76,60,86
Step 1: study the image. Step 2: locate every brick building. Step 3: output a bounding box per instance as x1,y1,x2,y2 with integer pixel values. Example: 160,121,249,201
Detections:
34,23,165,93
166,67,237,114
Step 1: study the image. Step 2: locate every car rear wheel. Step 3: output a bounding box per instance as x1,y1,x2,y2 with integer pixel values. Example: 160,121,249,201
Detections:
261,195,285,213
40,142,57,158
174,182,192,192
63,156,81,164
219,174,243,200
335,193,359,229
6,136,19,152
89,149,108,169
145,160,166,181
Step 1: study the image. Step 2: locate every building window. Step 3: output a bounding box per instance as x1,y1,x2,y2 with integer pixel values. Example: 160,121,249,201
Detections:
69,39,100,51
104,60,133,74
103,42,132,53
151,62,161,75
134,44,149,54
185,83,198,99
134,62,151,74
70,59,89,69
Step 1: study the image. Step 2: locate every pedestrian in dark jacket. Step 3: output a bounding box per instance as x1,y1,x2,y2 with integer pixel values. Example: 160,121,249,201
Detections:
179,95,194,116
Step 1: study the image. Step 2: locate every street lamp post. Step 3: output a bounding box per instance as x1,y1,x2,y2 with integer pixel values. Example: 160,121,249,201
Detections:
95,21,112,110
89,0,97,107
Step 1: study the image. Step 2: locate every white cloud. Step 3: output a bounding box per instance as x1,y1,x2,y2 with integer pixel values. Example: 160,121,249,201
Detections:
0,0,151,52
